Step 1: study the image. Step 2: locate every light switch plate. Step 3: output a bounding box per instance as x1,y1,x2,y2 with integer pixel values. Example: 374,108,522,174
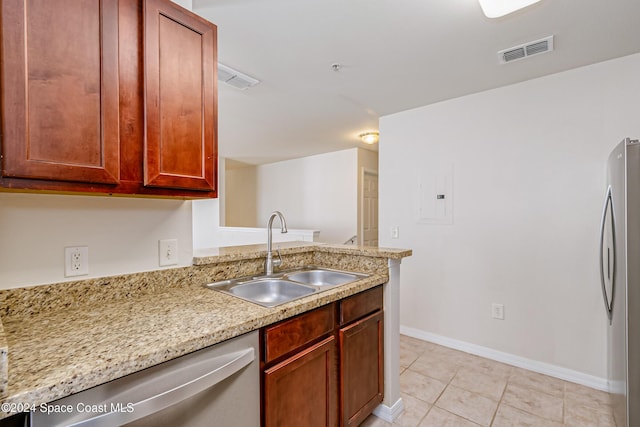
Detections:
159,239,178,266
492,303,505,320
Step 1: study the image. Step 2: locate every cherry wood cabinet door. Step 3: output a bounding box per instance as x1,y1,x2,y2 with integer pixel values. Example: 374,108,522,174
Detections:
340,310,384,427
0,0,120,184
143,0,217,192
264,336,338,427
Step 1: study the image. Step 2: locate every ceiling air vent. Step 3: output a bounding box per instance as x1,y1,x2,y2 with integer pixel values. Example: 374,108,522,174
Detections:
218,63,260,90
498,35,554,64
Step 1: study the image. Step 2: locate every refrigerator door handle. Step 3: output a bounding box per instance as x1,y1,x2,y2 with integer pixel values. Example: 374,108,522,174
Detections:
599,186,615,322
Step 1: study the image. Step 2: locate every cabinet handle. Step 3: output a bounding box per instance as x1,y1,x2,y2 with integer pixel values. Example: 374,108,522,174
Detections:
599,186,616,323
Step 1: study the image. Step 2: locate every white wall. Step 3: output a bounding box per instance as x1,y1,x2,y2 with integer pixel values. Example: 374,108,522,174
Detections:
211,227,318,247
170,0,192,10
0,193,193,289
195,150,370,249
192,198,220,250
256,149,359,244
225,163,258,227
379,53,640,380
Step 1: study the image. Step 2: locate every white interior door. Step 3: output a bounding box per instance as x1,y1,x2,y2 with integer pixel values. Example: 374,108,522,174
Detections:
362,170,379,247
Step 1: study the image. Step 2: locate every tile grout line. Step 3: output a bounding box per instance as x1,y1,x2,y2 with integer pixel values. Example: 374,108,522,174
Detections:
399,335,617,427
410,344,436,426
488,371,510,427
562,382,566,425
424,362,460,426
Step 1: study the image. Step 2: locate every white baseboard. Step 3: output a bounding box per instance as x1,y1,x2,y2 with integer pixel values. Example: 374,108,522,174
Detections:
373,397,404,422
400,325,609,392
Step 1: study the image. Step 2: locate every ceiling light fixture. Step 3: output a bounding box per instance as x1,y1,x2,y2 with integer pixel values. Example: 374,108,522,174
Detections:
359,132,379,145
478,0,542,18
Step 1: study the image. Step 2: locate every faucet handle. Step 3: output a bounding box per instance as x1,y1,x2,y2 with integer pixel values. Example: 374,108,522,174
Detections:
273,248,283,269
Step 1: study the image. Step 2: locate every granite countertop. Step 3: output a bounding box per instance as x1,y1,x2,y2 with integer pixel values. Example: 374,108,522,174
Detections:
0,243,411,419
192,241,412,264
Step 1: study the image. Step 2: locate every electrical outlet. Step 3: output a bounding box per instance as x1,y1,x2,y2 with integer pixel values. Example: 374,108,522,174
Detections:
492,303,505,320
159,239,178,266
391,226,400,239
65,246,89,277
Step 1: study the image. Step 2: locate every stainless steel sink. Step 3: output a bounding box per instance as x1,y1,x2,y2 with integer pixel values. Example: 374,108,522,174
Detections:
221,279,315,307
205,266,369,307
284,269,362,287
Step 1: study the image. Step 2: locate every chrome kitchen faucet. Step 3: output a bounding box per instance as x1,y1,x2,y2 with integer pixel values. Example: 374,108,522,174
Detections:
265,211,288,275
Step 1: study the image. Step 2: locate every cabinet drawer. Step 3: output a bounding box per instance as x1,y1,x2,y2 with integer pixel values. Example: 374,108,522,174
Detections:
264,303,336,364
340,286,383,326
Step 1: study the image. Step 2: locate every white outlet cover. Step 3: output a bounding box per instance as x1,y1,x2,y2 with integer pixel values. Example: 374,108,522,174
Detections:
65,246,89,277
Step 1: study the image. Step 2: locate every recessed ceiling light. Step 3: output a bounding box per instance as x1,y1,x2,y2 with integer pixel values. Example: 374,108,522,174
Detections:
478,0,542,18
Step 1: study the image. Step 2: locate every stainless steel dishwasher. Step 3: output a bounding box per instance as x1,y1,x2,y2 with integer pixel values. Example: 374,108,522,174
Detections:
30,331,260,427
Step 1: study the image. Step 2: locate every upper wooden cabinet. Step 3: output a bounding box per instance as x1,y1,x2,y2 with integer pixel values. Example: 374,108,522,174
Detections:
0,0,218,198
144,0,216,191
0,0,120,185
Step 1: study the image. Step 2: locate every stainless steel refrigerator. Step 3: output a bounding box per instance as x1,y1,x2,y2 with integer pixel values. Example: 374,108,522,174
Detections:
600,137,640,427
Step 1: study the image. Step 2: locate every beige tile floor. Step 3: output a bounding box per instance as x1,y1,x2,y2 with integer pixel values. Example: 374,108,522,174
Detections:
361,335,615,427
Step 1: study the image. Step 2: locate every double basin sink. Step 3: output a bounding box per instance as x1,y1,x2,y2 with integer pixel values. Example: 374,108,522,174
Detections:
205,266,369,307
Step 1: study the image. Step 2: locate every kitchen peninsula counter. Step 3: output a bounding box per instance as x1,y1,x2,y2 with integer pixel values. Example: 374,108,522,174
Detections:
0,243,410,420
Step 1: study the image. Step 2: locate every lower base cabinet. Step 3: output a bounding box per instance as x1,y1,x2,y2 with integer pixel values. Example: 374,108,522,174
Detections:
340,310,384,426
261,285,384,427
264,336,338,427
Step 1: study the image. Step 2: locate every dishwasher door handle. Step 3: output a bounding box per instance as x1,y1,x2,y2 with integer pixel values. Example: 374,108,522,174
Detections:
68,347,255,427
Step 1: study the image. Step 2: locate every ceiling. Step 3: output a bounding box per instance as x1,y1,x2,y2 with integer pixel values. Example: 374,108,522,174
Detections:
192,0,640,166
